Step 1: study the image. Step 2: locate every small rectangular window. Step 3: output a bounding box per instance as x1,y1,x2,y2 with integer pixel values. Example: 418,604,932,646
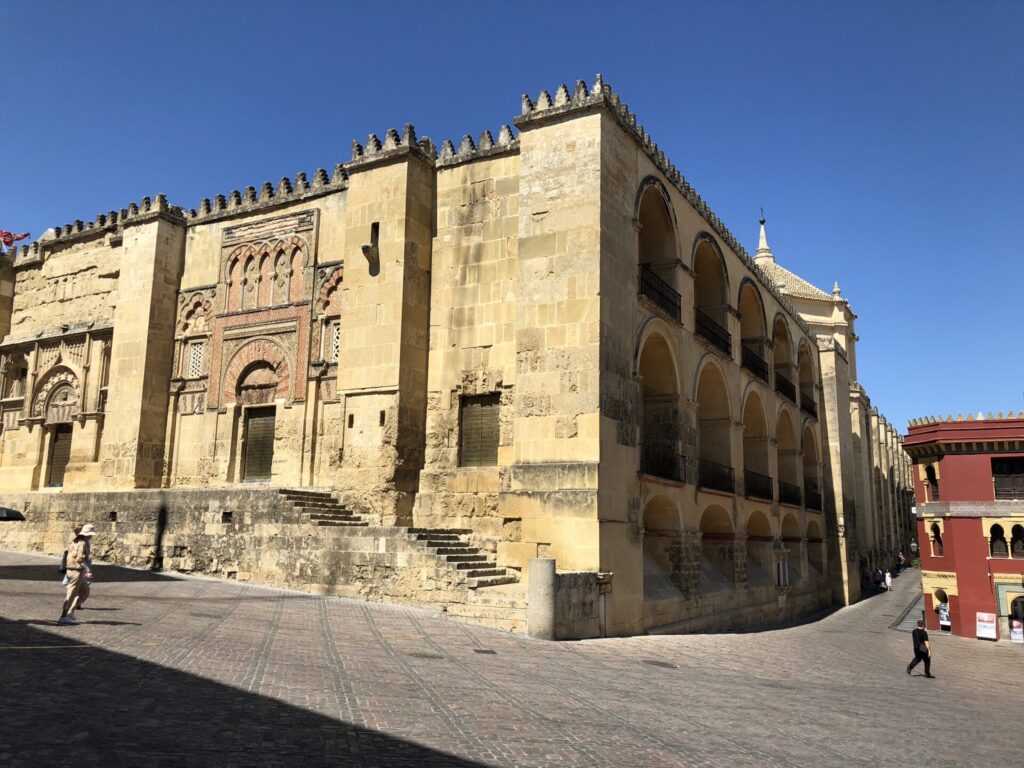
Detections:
459,393,500,467
187,342,205,378
379,410,386,426
348,414,354,428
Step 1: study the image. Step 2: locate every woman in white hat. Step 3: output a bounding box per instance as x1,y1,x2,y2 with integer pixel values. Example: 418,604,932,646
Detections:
58,523,95,625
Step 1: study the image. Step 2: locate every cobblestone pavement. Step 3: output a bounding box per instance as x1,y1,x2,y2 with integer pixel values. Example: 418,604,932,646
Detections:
0,551,1018,767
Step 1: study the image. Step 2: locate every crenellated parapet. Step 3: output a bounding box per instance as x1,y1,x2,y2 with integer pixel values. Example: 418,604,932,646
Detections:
346,123,436,171
517,74,813,338
11,194,184,268
188,166,348,225
436,124,518,168
909,411,1024,427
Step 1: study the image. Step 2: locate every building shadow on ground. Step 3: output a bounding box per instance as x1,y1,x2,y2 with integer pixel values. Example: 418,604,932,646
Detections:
0,563,181,582
0,616,485,767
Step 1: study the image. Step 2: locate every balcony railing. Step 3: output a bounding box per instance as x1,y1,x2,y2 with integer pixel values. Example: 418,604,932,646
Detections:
779,480,802,506
695,308,731,356
994,475,1024,500
799,389,817,418
805,484,822,511
639,265,681,322
774,372,796,402
744,469,773,501
698,458,735,494
640,443,689,483
741,346,769,382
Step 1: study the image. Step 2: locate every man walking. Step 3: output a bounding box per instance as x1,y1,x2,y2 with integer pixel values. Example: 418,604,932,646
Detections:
58,523,95,625
906,619,934,678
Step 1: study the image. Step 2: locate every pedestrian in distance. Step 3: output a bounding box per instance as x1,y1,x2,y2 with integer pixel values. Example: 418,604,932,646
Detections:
907,619,934,678
884,570,893,592
873,568,883,594
58,523,95,625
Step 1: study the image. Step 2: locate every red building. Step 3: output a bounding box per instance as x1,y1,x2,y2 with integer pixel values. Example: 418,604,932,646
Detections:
905,413,1024,643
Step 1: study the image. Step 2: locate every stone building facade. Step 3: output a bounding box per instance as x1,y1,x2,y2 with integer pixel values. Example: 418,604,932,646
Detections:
0,76,912,636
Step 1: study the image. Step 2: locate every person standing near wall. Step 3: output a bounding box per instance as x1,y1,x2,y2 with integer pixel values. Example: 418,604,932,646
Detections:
906,619,934,678
58,524,95,625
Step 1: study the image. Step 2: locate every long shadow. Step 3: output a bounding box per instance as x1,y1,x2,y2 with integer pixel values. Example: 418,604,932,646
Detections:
0,616,485,767
0,563,181,582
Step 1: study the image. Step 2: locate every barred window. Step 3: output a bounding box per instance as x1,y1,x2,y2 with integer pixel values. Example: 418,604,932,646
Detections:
187,342,205,378
329,322,340,362
459,393,500,467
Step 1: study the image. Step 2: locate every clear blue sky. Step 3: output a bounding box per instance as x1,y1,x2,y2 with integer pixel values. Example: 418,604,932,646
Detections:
2,1,1021,432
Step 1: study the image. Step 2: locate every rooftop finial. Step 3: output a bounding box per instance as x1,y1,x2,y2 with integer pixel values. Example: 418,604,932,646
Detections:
754,211,774,264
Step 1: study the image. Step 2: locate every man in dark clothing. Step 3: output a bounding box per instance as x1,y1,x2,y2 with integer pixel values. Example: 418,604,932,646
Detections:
907,619,933,677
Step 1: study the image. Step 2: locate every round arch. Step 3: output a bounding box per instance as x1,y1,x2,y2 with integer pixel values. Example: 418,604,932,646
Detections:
31,365,83,420
741,389,771,491
777,408,800,504
636,179,680,292
781,513,801,542
737,278,768,344
695,358,732,472
222,338,292,405
637,330,682,481
692,233,730,324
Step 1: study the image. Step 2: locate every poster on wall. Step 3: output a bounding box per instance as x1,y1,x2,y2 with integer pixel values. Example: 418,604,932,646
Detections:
1011,620,1023,644
976,612,997,640
938,602,951,628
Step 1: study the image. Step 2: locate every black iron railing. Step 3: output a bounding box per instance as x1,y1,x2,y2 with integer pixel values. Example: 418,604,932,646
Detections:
800,389,817,418
779,480,802,506
640,443,689,483
994,475,1023,500
698,458,735,494
741,346,769,382
744,469,773,501
639,265,681,322
774,372,796,402
805,484,822,511
695,308,731,356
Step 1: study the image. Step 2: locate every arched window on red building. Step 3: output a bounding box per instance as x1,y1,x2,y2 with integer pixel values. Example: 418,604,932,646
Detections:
989,524,1009,558
1010,524,1024,559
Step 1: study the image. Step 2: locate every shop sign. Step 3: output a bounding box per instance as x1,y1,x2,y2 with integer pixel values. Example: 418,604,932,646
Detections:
976,612,997,640
938,602,951,627
1011,620,1023,644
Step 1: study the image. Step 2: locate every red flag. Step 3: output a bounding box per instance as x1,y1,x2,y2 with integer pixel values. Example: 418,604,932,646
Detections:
0,230,30,247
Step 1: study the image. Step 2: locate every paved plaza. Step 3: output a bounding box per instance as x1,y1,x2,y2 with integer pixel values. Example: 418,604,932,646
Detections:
0,550,1018,767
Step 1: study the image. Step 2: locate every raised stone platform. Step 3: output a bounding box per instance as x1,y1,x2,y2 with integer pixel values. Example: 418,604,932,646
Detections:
0,488,527,633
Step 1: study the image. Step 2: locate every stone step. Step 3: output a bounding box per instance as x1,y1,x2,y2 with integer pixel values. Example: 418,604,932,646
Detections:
415,532,463,541
314,520,369,527
407,528,473,536
452,559,492,570
280,488,336,497
443,554,491,564
433,546,475,555
463,567,508,579
309,515,361,523
302,507,354,515
467,574,518,589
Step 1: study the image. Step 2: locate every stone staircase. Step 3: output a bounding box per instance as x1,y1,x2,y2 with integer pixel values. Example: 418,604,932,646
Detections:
278,488,368,527
406,528,519,590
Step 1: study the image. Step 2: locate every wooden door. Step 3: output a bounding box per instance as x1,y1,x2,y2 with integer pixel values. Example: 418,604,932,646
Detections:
243,407,275,482
46,424,73,488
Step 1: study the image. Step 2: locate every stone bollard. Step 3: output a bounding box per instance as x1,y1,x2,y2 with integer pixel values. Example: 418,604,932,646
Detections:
527,557,556,640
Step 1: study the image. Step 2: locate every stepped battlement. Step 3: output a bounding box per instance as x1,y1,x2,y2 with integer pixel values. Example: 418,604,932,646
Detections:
910,412,1024,427
518,74,812,337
